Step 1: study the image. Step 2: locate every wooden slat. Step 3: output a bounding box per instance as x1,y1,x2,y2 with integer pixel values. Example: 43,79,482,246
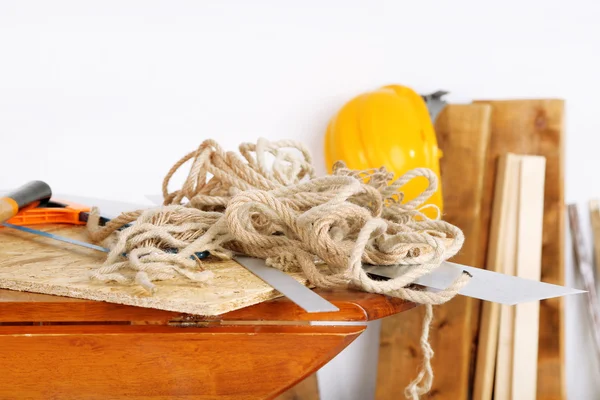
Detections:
492,154,521,400
473,153,520,400
511,156,546,400
588,200,600,276
0,324,362,400
475,99,565,400
376,104,491,399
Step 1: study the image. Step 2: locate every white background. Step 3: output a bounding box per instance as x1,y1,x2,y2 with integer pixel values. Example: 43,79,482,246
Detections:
1,1,599,398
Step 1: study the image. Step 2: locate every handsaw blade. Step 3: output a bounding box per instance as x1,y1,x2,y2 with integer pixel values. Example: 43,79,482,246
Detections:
1,222,110,253
363,261,585,305
234,256,339,313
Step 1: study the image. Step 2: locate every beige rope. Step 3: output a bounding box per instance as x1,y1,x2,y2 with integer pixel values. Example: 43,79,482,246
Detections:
86,137,470,399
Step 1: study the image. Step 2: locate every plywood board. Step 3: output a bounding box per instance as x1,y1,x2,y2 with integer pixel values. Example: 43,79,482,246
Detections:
376,104,492,399
473,153,520,400
0,225,307,315
475,99,565,399
511,155,546,400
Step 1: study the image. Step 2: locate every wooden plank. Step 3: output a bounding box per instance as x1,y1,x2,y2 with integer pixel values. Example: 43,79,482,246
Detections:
475,99,565,399
376,104,491,399
0,224,308,316
0,324,362,400
588,200,600,276
473,153,520,400
511,156,546,400
492,154,521,400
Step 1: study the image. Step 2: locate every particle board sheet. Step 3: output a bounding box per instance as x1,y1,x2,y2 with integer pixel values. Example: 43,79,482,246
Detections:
0,225,307,315
376,104,492,400
475,99,565,400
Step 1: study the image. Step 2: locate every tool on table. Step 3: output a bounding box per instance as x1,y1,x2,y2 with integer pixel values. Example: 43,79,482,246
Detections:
1,193,208,257
2,198,127,252
0,181,52,223
2,217,210,259
2,222,113,253
5,198,111,227
2,187,338,313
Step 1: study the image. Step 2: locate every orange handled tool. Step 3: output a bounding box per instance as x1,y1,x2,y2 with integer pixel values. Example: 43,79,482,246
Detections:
5,199,110,227
0,181,52,224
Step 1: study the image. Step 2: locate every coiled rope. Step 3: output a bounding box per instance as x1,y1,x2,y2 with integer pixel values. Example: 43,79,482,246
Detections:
86,138,470,399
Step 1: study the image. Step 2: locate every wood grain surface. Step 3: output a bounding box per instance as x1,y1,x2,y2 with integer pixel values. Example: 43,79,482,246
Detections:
0,324,362,400
376,104,492,399
473,154,519,400
511,156,545,400
475,99,565,400
492,155,522,400
589,200,600,276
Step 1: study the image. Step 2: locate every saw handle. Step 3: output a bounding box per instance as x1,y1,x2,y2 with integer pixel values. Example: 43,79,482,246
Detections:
0,181,52,223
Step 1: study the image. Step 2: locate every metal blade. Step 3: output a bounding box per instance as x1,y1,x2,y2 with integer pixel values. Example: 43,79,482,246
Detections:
234,256,339,313
2,222,110,252
363,261,585,305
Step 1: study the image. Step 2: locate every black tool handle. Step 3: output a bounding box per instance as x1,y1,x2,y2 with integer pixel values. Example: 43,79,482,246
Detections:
0,181,52,223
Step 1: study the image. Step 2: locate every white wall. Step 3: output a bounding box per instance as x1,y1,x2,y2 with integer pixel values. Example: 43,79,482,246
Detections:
1,1,599,398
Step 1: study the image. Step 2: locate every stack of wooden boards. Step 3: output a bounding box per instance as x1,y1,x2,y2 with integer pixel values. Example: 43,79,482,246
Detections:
474,153,546,399
376,100,565,400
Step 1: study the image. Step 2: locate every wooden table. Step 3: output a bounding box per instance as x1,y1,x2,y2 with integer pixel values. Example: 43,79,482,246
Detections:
0,287,414,399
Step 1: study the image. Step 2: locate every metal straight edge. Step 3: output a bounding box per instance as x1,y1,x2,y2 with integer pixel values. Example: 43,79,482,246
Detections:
363,261,586,305
1,223,110,252
2,223,339,312
234,256,339,313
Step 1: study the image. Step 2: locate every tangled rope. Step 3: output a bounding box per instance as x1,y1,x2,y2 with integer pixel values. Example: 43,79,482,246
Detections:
86,138,470,399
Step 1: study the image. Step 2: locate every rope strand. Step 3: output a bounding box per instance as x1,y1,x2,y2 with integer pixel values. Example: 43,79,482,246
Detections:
86,137,469,399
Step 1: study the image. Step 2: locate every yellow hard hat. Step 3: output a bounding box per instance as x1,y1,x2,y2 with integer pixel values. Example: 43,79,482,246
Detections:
324,84,443,217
